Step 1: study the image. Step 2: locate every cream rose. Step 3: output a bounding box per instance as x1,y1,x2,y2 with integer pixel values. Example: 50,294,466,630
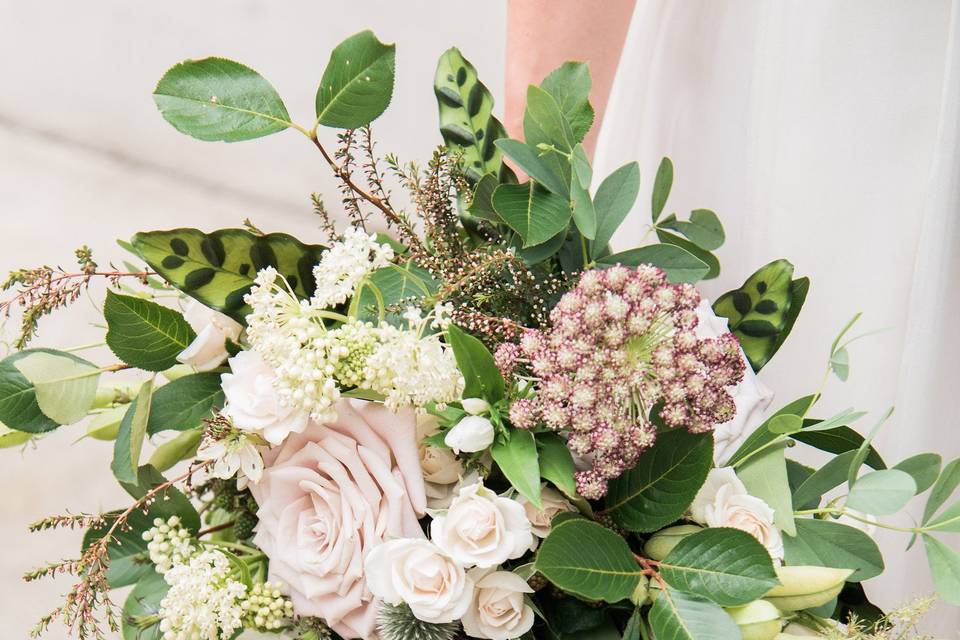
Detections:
364,538,474,624
690,468,784,560
417,415,468,509
518,486,576,538
430,481,534,568
694,300,775,465
249,399,427,639
177,300,243,371
221,350,309,445
461,568,535,640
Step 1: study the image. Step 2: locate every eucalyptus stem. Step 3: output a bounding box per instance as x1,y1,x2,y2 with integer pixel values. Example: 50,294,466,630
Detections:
793,506,920,534
64,342,105,353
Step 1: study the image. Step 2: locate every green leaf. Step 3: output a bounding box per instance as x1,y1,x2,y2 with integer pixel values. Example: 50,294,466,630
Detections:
622,608,643,640
845,469,916,515
923,500,960,532
894,453,941,495
147,373,224,435
597,245,709,284
791,424,886,470
148,428,203,472
491,429,542,508
492,182,572,248
435,48,511,183
847,407,894,487
495,139,569,196
353,261,438,326
0,356,60,433
659,209,725,251
726,396,815,468
535,516,643,601
605,430,713,532
767,414,804,434
0,423,32,448
446,325,505,403
570,175,597,240
651,157,674,223
713,259,804,371
540,61,594,143
467,173,501,220
648,588,741,640
111,380,155,485
924,458,960,524
105,291,195,372
659,528,778,606
592,162,640,256
131,228,325,323
801,408,867,433
571,143,593,188
513,229,567,266
10,349,100,424
923,535,960,605
783,518,884,582
153,57,291,142
537,432,578,498
792,451,859,509
315,30,395,129
524,85,575,152
655,229,721,280
737,443,796,535
121,570,168,640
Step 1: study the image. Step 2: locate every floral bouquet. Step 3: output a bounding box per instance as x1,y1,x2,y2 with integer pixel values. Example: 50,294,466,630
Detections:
4,30,959,640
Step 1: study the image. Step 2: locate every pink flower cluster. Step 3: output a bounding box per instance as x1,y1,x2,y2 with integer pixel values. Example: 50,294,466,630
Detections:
499,265,745,499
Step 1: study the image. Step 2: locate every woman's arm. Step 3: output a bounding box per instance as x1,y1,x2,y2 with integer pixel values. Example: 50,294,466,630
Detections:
505,0,636,156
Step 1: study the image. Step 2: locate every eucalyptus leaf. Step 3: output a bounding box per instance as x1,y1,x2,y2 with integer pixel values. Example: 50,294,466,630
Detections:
11,349,100,424
659,209,725,251
651,157,674,223
315,30,395,129
725,395,816,468
492,182,572,248
592,162,640,256
104,291,196,372
845,469,916,515
792,451,859,509
491,429,542,508
893,453,941,495
923,500,960,532
597,245,709,284
655,229,721,280
783,518,884,582
791,424,886,470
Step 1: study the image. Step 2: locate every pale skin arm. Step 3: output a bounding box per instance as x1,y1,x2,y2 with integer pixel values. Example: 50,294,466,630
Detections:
505,0,637,157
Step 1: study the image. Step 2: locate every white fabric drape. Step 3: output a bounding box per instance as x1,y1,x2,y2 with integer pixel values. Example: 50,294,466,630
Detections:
594,0,960,629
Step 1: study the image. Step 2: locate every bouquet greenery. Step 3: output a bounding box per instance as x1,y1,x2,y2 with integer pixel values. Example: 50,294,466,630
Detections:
4,30,958,640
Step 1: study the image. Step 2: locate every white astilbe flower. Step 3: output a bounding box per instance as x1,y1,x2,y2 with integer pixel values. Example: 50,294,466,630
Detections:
158,549,247,640
142,516,194,575
311,226,394,309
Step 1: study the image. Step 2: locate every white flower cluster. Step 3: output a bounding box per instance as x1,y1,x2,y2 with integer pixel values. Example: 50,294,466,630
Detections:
143,516,194,574
241,227,462,423
241,581,295,631
158,549,247,640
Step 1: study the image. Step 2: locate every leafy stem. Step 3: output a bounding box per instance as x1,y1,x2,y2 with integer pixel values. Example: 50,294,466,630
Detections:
793,506,923,534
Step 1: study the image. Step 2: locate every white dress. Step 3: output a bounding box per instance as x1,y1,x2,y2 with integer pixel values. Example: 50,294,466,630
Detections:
594,0,960,629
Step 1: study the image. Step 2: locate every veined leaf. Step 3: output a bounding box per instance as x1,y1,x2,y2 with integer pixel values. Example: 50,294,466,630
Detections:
154,57,291,142
315,30,395,129
597,244,709,284
535,516,643,602
495,139,569,197
132,228,325,323
10,348,100,425
147,373,224,435
570,175,596,239
537,432,578,498
540,61,594,143
104,291,195,372
122,570,167,639
845,469,916,515
446,325,504,403
592,161,640,257
0,357,60,433
491,429,541,508
492,182,572,248
111,380,155,485
783,518,883,582
649,588,741,640
435,48,511,183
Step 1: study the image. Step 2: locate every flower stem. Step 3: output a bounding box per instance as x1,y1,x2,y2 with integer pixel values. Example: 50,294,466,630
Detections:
793,507,920,534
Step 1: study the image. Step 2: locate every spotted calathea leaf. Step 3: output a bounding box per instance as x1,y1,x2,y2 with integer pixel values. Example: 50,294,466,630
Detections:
434,48,513,184
713,259,809,371
131,229,325,323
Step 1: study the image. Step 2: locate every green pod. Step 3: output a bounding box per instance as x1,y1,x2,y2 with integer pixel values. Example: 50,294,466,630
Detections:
726,600,782,640
643,524,703,560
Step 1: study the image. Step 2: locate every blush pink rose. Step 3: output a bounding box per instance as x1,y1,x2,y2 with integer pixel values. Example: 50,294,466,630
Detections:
249,399,427,639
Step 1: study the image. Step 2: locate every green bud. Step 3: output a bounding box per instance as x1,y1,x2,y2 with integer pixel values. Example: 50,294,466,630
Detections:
764,566,851,612
643,524,703,560
630,575,650,605
726,600,782,640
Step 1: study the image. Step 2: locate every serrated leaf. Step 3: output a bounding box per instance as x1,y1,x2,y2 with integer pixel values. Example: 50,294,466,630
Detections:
605,430,713,532
446,325,504,403
154,57,291,142
537,432,578,498
10,348,100,424
132,228,325,323
924,458,960,523
845,469,916,515
651,157,674,222
491,429,541,508
592,162,640,256
492,182,572,248
649,588,741,640
597,245,709,284
105,292,195,372
111,380,155,485
146,373,224,435
315,30,395,128
659,527,778,606
435,48,510,183
535,516,643,601
783,518,884,582
540,61,594,143
893,453,941,495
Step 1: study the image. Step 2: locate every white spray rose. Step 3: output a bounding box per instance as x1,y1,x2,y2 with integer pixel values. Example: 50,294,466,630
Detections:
461,568,535,640
690,467,784,560
177,300,243,372
221,350,309,445
364,538,474,624
694,300,775,465
518,486,576,538
431,481,534,568
444,415,495,454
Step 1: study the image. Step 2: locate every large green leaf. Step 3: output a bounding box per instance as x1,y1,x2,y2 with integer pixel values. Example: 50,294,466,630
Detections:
713,260,807,371
737,442,796,535
154,57,291,142
783,518,884,582
495,139,569,197
131,228,325,322
111,380,155,485
535,515,643,602
0,356,60,433
315,30,395,129
352,261,437,326
492,182,572,248
649,588,741,640
597,245,709,284
537,432,578,498
605,430,713,532
104,291,195,372
540,61,594,143
791,423,886,470
147,373,224,435
592,162,640,256
894,453,941,495
446,325,505,403
924,534,960,605
122,570,168,640
7,348,100,425
659,528,778,606
845,469,916,516
491,429,542,508
434,48,510,183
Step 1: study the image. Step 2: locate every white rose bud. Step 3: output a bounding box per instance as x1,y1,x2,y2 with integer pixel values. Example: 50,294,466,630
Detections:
177,300,243,372
461,568,535,640
518,486,576,538
461,397,491,415
431,481,534,568
444,415,495,454
365,538,475,624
